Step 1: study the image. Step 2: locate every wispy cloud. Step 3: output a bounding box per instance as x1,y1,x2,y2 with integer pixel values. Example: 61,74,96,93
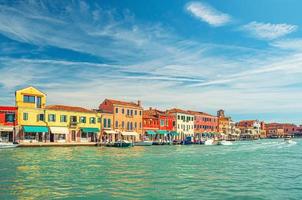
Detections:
241,21,298,40
186,1,231,27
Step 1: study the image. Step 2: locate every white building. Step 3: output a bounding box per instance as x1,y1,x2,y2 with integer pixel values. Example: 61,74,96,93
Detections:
167,109,194,141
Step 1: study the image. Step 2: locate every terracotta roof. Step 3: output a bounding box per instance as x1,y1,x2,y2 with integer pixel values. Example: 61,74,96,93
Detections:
166,108,192,115
187,110,216,117
105,99,142,108
45,105,95,113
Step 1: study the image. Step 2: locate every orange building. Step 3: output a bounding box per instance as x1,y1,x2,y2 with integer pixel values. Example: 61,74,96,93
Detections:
217,109,231,134
99,99,143,141
265,123,297,138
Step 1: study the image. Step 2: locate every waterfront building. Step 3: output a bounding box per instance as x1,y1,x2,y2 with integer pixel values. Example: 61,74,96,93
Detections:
16,86,49,143
143,107,175,141
187,110,218,139
166,108,194,141
45,105,100,143
99,99,143,142
265,123,298,138
236,120,265,140
97,110,115,143
217,109,231,135
0,106,18,143
228,120,241,140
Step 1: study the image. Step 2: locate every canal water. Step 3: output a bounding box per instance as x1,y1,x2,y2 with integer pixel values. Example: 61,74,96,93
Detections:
1,139,301,200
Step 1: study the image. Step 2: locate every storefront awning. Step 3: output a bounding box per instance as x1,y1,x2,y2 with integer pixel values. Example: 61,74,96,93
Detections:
0,126,14,132
104,130,117,134
121,131,138,136
169,131,179,136
146,130,156,135
23,126,48,133
157,130,168,135
49,127,69,135
81,128,100,133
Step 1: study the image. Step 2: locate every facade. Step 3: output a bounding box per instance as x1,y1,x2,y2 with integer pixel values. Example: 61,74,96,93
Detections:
217,109,231,135
45,105,100,143
99,99,143,141
166,108,194,141
16,87,48,143
265,123,297,138
143,108,175,141
16,86,100,143
236,120,265,139
188,110,218,134
0,106,18,142
98,111,115,143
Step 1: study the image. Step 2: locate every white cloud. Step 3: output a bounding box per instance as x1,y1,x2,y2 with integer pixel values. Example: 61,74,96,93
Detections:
186,1,231,27
241,21,298,40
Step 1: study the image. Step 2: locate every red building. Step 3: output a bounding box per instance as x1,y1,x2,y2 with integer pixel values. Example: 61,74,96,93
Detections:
265,123,298,138
187,111,218,133
143,108,175,134
0,106,18,142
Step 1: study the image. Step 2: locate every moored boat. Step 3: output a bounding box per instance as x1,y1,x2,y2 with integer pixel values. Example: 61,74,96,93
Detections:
204,139,214,145
284,137,295,144
134,140,153,146
217,140,233,145
0,142,19,149
113,140,132,147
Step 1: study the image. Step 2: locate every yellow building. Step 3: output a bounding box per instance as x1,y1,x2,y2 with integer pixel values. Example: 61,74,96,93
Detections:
99,99,143,142
16,86,49,143
45,105,100,143
98,111,115,143
15,86,100,143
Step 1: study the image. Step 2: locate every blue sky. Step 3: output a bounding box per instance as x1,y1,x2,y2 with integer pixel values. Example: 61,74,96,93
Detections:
0,0,302,124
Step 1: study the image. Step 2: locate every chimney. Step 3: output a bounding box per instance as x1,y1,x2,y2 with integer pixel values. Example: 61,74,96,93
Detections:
149,107,152,110
138,100,141,107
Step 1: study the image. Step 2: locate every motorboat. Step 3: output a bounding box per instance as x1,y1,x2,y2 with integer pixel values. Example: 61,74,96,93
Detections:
217,140,233,145
134,140,153,146
204,139,214,145
284,137,295,144
0,142,19,149
113,140,132,147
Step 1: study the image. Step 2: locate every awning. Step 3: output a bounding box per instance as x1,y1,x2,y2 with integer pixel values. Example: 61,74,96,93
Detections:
23,126,48,133
81,128,100,133
0,126,13,132
121,131,138,136
157,130,168,135
146,130,156,135
169,131,179,136
104,130,118,134
49,127,69,135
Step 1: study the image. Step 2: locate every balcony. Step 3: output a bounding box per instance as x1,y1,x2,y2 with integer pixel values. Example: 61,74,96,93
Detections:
69,121,78,127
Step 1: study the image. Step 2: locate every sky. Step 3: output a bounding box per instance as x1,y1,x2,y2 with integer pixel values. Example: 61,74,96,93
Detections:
0,0,302,124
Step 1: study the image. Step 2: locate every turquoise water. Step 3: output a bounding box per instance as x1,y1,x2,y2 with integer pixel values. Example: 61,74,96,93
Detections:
1,139,302,200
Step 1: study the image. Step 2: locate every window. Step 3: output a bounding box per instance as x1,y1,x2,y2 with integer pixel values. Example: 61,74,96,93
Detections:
130,110,133,116
97,118,101,123
70,116,77,123
37,114,44,121
48,114,56,122
135,110,137,115
115,108,118,113
36,97,41,108
177,115,180,120
103,118,107,128
173,121,176,126
5,113,15,123
23,95,35,103
23,113,28,121
122,121,125,128
134,122,137,128
139,111,142,116
90,117,96,124
127,109,130,115
60,115,67,122
122,108,124,114
160,120,165,126
108,119,111,128
80,116,86,123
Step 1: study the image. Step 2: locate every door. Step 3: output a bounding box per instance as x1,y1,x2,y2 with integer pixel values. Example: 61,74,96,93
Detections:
38,133,43,142
50,133,54,142
72,131,76,142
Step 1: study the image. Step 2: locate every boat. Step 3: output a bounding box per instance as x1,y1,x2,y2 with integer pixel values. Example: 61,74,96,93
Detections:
284,137,295,144
0,142,19,149
113,140,132,147
134,140,153,146
217,140,233,145
204,139,214,145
